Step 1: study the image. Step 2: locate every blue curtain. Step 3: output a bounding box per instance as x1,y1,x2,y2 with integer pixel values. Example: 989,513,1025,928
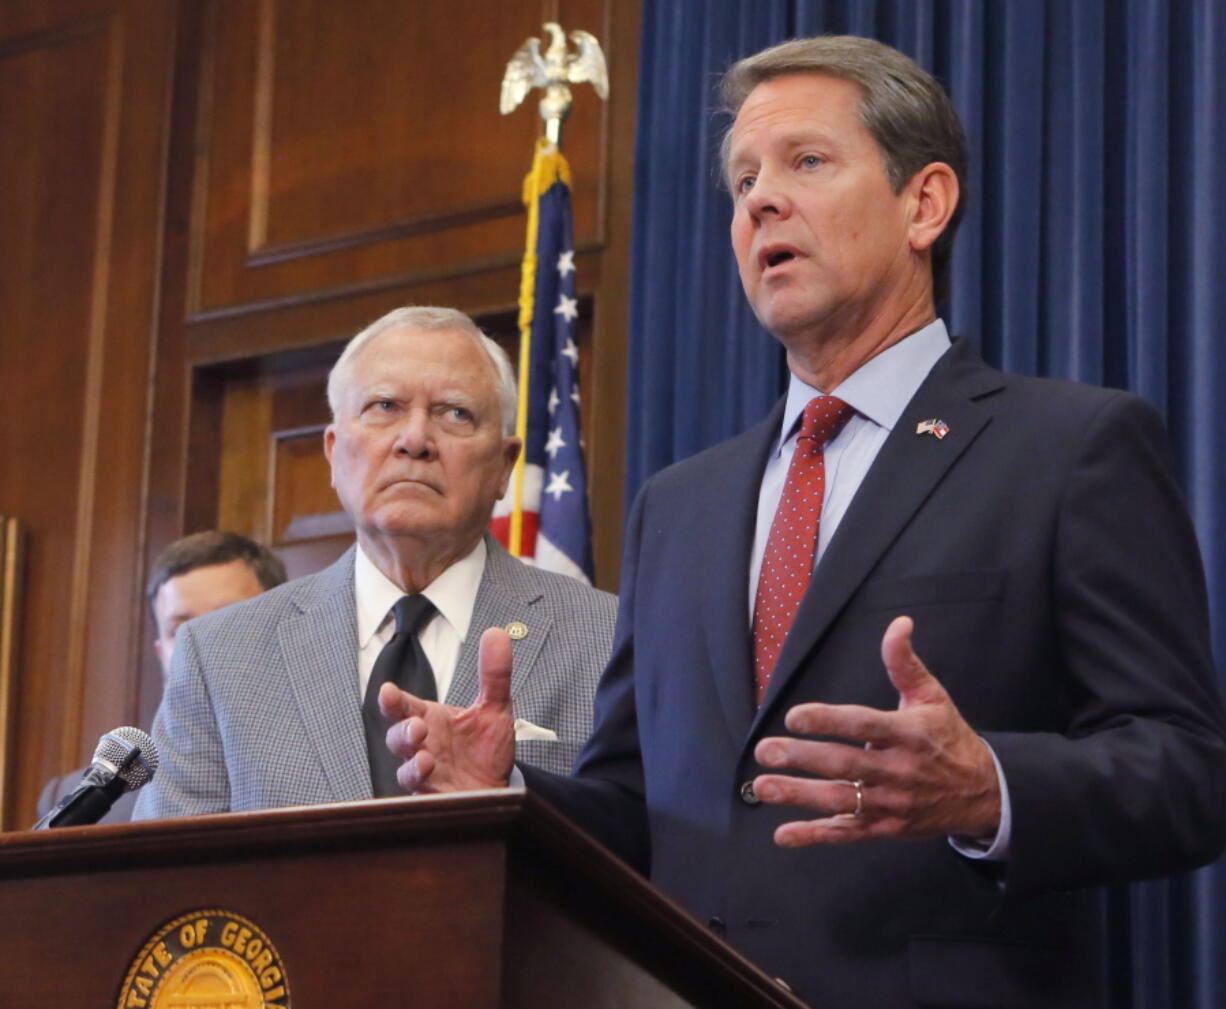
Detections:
626,2,1226,1007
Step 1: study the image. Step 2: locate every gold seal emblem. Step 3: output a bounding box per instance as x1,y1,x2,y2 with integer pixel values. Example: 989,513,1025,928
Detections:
116,909,290,1008
505,620,528,640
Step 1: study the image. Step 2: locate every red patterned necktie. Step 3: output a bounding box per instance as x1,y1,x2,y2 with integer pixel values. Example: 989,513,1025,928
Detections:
752,395,855,704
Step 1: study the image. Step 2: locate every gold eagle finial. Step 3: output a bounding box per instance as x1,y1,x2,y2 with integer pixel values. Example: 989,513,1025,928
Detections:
500,22,609,146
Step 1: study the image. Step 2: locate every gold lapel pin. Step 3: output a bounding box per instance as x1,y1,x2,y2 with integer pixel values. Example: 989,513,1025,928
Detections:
505,621,529,640
915,418,950,440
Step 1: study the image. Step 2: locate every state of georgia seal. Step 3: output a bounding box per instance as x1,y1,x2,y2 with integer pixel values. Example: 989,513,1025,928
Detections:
116,909,290,1009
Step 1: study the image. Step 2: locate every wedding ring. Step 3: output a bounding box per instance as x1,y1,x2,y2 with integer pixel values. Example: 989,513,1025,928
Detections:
851,779,864,817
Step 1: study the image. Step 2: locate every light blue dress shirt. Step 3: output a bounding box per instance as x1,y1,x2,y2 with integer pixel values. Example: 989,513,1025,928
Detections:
749,320,953,609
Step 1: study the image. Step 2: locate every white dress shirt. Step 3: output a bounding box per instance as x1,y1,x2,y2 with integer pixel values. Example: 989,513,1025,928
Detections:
354,538,486,703
356,539,557,748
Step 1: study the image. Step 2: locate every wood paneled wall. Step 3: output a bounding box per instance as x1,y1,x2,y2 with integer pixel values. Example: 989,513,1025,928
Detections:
0,0,639,828
0,0,177,828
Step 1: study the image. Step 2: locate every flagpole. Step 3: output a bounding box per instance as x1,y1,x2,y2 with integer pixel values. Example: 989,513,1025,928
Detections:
498,23,606,573
509,143,549,557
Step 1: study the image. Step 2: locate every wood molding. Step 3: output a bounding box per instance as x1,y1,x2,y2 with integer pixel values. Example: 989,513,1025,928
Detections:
63,9,124,772
246,200,528,268
0,518,25,831
0,14,107,59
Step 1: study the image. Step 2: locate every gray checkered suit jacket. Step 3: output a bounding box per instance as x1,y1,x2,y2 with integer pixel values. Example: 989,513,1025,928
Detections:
133,536,616,818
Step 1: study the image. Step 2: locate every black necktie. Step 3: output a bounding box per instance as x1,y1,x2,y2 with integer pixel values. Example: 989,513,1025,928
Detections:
362,594,437,797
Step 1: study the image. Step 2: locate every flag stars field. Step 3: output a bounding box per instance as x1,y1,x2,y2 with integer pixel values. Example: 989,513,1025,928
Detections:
492,141,593,582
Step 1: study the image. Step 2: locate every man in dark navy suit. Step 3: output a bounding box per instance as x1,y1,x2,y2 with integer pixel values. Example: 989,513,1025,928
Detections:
379,36,1226,1009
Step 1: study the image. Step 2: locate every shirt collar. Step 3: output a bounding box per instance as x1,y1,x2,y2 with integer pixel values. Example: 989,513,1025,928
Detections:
354,538,487,646
776,319,952,451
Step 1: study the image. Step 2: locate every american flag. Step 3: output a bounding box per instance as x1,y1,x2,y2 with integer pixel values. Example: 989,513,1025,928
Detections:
491,141,594,583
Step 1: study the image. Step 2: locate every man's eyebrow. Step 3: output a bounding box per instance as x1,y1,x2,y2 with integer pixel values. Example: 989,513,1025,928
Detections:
434,389,479,404
781,127,839,150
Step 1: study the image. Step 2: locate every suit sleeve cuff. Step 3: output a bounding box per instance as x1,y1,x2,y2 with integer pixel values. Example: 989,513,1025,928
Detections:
948,738,1012,861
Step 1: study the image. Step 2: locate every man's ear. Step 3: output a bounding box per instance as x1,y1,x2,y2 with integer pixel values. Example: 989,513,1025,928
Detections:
906,161,959,255
323,425,337,487
497,437,523,498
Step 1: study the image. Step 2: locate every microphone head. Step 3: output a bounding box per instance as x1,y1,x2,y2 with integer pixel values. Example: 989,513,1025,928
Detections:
93,726,159,792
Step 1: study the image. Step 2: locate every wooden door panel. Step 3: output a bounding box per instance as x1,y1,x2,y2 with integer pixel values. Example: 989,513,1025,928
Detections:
191,0,609,319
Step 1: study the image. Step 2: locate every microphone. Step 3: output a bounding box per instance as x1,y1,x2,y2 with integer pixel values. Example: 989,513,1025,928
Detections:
32,726,159,829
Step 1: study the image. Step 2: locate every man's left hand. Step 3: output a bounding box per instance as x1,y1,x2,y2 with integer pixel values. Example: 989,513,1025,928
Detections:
380,626,517,794
752,615,1001,847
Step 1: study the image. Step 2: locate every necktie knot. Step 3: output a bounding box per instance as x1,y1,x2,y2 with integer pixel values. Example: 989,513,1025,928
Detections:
391,594,435,637
797,395,854,455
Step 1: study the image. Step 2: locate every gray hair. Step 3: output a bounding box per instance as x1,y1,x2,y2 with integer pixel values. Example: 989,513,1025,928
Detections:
326,306,519,434
720,35,968,295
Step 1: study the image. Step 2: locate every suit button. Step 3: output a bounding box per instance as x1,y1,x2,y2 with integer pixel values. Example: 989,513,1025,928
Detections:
707,916,726,937
740,780,760,805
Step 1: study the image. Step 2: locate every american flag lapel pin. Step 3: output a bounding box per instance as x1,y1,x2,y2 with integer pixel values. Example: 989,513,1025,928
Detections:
915,418,951,440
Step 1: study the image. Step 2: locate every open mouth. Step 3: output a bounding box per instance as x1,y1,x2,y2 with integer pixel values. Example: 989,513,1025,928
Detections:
759,245,799,271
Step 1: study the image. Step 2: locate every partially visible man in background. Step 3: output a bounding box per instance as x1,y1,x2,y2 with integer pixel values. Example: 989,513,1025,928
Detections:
37,531,286,822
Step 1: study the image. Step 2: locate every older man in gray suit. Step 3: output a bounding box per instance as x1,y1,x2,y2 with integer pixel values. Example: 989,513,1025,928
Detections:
134,306,615,817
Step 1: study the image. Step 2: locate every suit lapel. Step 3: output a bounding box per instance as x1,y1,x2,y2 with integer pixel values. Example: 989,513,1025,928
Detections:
277,547,373,801
695,405,784,745
448,538,552,708
751,340,1004,734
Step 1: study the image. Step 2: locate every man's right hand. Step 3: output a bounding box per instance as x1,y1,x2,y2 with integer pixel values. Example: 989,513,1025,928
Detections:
380,626,516,793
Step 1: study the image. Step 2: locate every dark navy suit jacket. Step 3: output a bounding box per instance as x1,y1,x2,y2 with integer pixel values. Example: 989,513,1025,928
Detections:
527,339,1226,1009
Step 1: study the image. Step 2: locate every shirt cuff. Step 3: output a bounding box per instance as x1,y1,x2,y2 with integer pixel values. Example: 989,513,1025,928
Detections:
948,738,1011,861
508,764,526,788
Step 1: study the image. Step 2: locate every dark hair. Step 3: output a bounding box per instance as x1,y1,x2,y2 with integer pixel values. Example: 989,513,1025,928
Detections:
720,35,968,299
146,531,287,622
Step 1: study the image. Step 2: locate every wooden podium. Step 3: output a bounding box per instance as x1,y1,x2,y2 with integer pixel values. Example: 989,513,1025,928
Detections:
0,789,810,1007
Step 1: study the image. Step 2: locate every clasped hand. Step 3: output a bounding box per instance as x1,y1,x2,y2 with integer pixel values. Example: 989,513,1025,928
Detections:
753,616,1002,847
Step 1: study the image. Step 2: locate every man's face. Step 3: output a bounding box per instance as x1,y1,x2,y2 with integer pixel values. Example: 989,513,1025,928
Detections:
153,560,265,676
323,326,520,562
727,73,918,342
